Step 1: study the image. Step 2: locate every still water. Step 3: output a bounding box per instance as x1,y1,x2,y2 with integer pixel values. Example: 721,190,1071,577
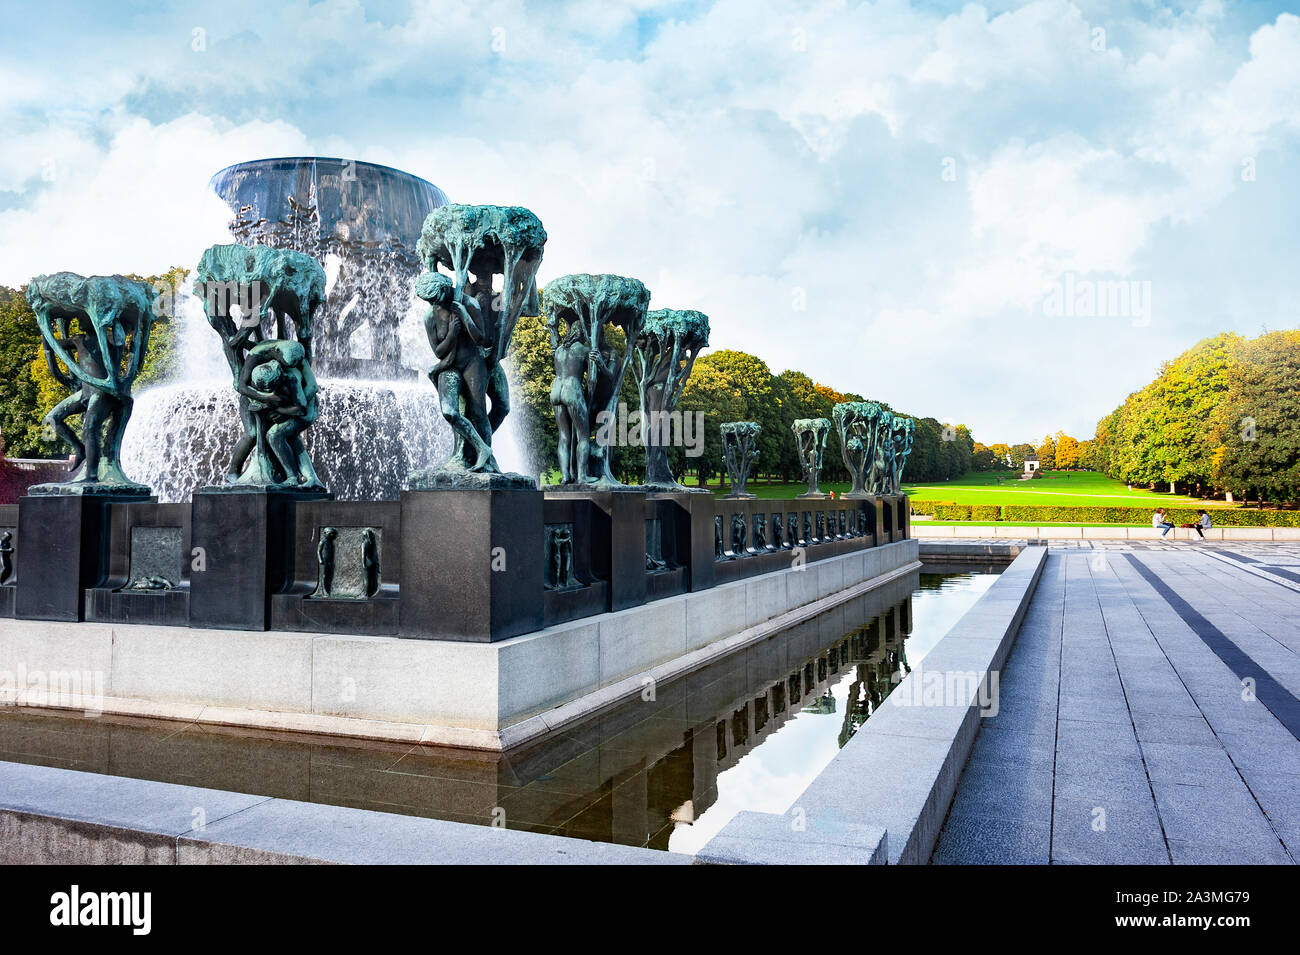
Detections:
0,567,998,854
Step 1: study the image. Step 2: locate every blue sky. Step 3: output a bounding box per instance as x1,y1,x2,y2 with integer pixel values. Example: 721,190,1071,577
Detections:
2,0,1299,444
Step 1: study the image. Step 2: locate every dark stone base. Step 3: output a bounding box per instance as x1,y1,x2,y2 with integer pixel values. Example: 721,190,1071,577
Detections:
545,482,649,494
0,586,13,618
409,468,536,491
646,566,688,601
15,494,138,621
272,590,400,636
189,489,313,631
400,488,543,642
26,482,151,498
197,484,331,499
720,493,757,500
543,580,608,628
86,587,190,627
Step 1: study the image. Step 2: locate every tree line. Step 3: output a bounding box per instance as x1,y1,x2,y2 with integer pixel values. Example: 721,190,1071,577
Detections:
507,306,978,486
1086,330,1300,503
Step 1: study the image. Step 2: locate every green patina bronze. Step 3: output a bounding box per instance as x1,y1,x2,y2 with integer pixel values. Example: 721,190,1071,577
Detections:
194,242,327,492
720,421,760,499
884,415,915,494
792,417,832,499
26,271,158,496
411,204,546,490
632,308,709,491
833,401,883,499
543,273,649,489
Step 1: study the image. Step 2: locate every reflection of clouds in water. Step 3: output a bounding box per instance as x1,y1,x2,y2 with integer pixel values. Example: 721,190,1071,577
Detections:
668,572,998,856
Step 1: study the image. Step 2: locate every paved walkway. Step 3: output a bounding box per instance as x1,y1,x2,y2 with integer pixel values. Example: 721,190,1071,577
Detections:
933,543,1300,864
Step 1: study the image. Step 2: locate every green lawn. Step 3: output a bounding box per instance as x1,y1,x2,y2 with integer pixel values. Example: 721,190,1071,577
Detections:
901,470,1223,507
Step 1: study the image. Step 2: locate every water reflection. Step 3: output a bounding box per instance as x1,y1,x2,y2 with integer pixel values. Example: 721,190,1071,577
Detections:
0,571,997,854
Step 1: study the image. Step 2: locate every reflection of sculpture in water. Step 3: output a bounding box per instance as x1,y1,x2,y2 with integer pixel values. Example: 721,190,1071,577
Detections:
26,272,157,494
0,531,13,585
544,524,581,590
316,527,337,597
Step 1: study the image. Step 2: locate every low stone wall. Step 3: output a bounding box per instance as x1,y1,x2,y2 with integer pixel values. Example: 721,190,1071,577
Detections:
0,760,688,865
0,539,920,751
698,545,1047,865
912,524,1300,541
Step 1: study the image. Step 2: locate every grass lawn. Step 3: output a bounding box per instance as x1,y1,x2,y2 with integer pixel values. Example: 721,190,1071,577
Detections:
901,470,1224,507
918,520,1148,527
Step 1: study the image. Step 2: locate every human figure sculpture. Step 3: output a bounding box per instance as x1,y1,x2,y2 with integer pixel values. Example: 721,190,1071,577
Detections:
194,243,326,491
886,417,915,494
870,410,895,495
0,530,13,585
362,528,380,598
631,308,709,490
237,340,324,489
542,274,649,488
416,271,496,472
833,401,884,499
410,204,546,489
720,421,760,499
545,524,580,590
26,272,157,494
792,417,832,499
548,309,592,484
316,526,337,597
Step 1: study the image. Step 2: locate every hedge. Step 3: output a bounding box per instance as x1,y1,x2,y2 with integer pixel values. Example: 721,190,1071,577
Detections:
910,499,1300,526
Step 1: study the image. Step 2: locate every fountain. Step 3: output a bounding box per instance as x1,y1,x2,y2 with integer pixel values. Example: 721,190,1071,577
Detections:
122,157,457,502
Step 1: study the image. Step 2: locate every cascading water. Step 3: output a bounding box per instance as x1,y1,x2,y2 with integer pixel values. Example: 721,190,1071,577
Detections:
120,157,520,502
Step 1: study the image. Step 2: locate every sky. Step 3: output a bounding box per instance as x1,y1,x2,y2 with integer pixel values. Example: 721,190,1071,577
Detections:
2,0,1299,445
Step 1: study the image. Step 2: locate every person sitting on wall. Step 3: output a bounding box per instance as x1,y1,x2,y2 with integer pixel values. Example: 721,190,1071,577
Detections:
1152,507,1175,537
1180,509,1213,539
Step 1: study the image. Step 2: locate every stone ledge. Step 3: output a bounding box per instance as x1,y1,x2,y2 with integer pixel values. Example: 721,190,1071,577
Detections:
0,540,920,752
0,760,689,866
695,545,1048,865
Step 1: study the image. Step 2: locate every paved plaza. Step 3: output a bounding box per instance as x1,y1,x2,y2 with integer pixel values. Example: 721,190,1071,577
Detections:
934,543,1300,864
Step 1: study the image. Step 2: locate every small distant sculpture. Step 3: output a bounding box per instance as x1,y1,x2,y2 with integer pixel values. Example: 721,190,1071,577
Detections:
631,308,710,490
771,515,784,549
753,513,768,551
311,526,380,600
362,528,380,598
544,524,581,590
26,272,158,495
720,421,760,499
411,204,546,489
0,531,13,584
645,519,668,572
543,274,650,488
792,418,832,499
195,243,327,491
316,526,337,597
714,515,727,560
885,417,915,494
869,410,894,495
730,513,747,555
126,574,174,591
833,401,884,499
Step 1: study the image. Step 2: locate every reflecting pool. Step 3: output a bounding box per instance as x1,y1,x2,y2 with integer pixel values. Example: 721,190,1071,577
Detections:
0,568,998,854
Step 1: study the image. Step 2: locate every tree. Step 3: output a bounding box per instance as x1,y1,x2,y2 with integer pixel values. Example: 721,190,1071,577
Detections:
1210,330,1300,503
1009,443,1035,469
1035,435,1057,470
1054,432,1080,469
677,360,746,485
972,442,997,471
695,350,782,480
